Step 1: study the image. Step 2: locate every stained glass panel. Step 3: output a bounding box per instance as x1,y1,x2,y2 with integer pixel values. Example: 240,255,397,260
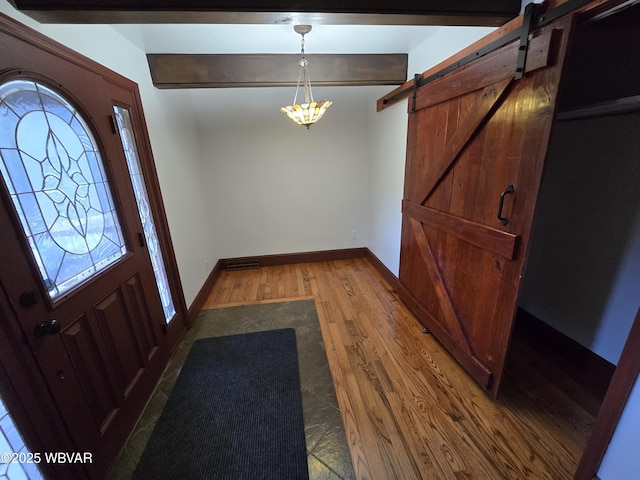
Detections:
0,395,44,480
0,80,126,299
113,106,176,324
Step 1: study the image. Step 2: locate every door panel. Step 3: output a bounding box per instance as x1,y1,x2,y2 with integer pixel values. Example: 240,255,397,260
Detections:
93,285,147,395
0,15,171,478
399,16,574,397
125,274,161,361
59,316,120,431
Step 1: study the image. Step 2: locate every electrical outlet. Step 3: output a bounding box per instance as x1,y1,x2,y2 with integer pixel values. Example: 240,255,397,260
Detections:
351,230,357,240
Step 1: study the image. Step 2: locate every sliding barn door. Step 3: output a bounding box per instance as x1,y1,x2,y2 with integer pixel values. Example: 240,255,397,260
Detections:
399,15,574,397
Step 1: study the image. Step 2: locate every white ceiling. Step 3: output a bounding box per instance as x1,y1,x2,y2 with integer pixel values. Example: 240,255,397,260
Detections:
109,23,443,122
111,23,440,55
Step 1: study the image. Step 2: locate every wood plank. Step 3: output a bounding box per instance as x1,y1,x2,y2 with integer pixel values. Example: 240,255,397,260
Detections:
412,29,555,112
343,320,424,479
397,281,494,391
404,200,519,259
371,273,578,479
198,258,600,480
11,0,522,25
313,268,395,479
408,218,473,356
361,291,502,479
413,78,513,206
147,54,408,89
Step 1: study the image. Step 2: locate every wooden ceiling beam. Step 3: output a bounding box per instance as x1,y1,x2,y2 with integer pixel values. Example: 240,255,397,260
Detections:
147,53,408,89
8,0,521,25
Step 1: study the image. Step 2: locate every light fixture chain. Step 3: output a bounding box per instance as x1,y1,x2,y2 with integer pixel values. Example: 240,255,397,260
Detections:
293,65,303,105
296,32,313,105
304,65,313,103
280,24,332,128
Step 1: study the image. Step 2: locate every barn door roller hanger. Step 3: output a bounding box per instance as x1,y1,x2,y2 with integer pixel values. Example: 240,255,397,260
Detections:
515,2,539,79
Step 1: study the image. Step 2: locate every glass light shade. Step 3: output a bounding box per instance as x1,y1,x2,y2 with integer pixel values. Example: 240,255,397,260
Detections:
280,100,332,128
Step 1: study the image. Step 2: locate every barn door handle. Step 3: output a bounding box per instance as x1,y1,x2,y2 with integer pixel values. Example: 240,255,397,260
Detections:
497,184,515,226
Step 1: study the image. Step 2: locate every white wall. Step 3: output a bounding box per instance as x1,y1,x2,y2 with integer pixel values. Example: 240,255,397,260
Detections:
519,114,640,364
366,100,407,275
193,86,376,259
598,372,640,480
138,89,217,305
408,26,496,78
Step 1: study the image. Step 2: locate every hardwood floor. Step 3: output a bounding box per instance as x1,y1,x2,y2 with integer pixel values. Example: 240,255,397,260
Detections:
203,258,600,480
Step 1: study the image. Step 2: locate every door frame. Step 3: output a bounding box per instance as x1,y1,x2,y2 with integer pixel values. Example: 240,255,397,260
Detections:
574,307,640,479
109,85,191,350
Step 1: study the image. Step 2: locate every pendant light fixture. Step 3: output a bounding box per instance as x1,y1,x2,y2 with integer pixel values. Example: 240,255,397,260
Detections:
280,25,332,129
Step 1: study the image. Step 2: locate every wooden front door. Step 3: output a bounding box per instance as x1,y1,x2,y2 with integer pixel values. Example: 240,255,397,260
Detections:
0,16,170,478
399,14,574,397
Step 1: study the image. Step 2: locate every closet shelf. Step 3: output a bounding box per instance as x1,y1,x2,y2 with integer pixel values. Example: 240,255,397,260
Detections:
557,95,640,121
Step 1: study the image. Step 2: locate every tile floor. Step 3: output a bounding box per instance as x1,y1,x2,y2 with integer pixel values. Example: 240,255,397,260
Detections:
108,299,354,480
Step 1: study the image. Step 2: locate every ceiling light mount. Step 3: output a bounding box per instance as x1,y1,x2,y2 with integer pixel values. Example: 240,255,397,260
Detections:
293,24,312,36
280,24,332,129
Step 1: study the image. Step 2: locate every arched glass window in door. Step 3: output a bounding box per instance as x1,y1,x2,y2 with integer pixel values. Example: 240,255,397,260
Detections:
0,79,126,299
113,106,176,324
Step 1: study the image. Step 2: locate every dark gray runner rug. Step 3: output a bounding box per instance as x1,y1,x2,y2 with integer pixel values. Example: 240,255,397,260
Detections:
133,328,308,480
